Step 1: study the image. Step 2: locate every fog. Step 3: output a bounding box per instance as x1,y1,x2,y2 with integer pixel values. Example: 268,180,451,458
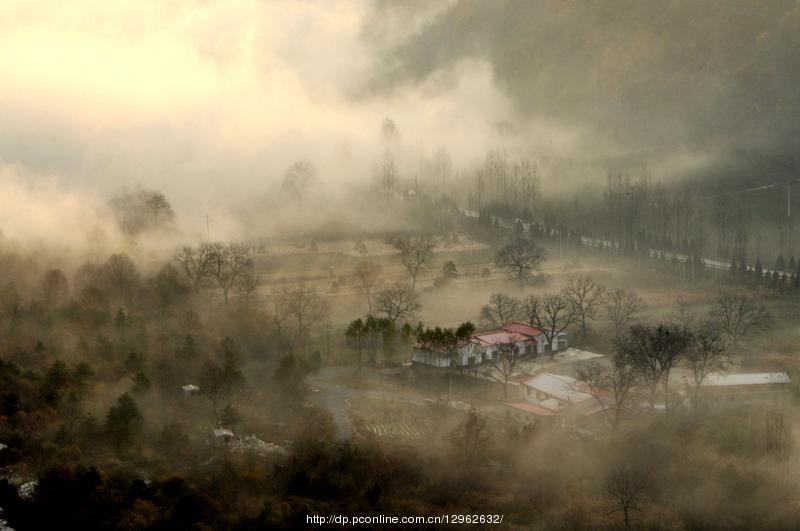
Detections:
1,2,800,530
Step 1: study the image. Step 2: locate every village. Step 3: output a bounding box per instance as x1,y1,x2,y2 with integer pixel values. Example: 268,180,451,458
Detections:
310,312,793,444
286,209,797,451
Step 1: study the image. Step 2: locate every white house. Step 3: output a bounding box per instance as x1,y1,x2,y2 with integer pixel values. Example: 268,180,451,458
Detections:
411,321,567,369
505,372,608,423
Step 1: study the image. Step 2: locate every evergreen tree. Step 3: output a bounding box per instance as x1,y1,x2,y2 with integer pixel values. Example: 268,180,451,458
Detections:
106,393,143,451
776,254,786,272
132,372,151,393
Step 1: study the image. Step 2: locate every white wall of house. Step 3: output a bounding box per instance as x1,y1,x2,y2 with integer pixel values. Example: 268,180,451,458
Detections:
412,331,568,369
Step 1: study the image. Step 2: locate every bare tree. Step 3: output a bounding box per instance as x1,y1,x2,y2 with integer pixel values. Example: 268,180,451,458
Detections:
605,463,649,529
345,318,367,373
353,260,382,313
616,324,691,415
480,335,531,399
564,276,605,338
495,239,545,287
392,236,436,289
375,282,420,324
709,291,771,348
479,293,521,329
272,286,329,354
603,288,643,338
207,243,253,304
109,187,175,236
281,160,316,205
42,269,69,309
233,268,259,309
450,408,492,461
576,356,638,429
523,293,576,358
174,243,214,292
104,253,139,301
153,263,190,309
380,151,397,196
684,321,728,412
766,410,793,462
178,310,202,337
670,296,696,332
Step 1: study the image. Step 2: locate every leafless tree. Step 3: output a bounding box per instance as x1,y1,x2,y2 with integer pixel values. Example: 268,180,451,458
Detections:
670,296,696,332
175,242,214,292
616,324,691,415
684,321,728,412
281,160,316,205
603,288,643,338
479,293,521,329
523,293,575,358
564,276,605,338
42,269,69,309
766,410,793,462
272,286,329,354
233,268,259,309
392,235,436,289
380,151,397,196
353,260,382,313
207,243,253,304
104,253,139,301
709,291,771,348
375,282,420,324
605,463,649,529
178,309,202,337
480,335,531,399
153,263,190,309
109,187,175,236
494,239,545,287
576,357,638,429
450,407,492,461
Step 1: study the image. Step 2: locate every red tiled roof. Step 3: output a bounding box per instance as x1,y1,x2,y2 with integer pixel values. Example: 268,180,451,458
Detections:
505,401,559,417
502,321,542,337
472,330,526,346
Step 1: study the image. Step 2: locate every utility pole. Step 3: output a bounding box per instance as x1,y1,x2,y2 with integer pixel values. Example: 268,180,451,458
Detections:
206,214,211,241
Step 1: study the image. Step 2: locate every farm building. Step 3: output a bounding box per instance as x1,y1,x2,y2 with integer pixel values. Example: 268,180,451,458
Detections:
504,372,608,427
411,321,567,369
698,372,791,409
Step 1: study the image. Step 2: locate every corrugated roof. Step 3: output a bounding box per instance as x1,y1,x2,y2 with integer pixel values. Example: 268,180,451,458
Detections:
702,372,791,387
522,373,594,404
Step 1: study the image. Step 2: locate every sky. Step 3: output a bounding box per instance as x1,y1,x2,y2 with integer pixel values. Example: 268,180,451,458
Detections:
1,0,798,247
0,1,512,203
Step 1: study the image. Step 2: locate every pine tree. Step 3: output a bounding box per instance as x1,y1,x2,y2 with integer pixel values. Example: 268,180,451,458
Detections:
106,393,143,451
754,259,764,283
776,254,786,273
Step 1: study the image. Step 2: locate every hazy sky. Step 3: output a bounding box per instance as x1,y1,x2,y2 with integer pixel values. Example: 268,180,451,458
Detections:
0,0,515,204
1,0,798,247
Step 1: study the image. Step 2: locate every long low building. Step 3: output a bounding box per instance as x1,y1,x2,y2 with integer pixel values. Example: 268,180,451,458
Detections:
505,372,609,427
411,321,567,369
698,372,792,409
